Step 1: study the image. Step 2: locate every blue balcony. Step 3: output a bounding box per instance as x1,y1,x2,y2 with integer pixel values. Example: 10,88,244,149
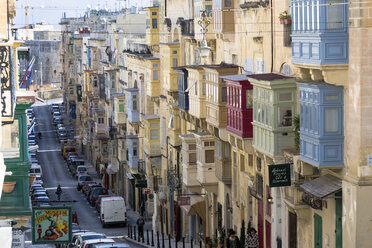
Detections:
124,88,139,123
177,68,189,111
126,134,139,169
291,0,348,65
298,82,344,167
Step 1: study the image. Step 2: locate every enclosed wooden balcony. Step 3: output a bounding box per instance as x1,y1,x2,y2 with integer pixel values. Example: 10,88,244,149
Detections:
180,134,200,189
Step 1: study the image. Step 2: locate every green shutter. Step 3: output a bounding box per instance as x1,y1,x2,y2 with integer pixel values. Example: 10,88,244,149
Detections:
335,192,342,248
314,214,322,248
119,104,124,112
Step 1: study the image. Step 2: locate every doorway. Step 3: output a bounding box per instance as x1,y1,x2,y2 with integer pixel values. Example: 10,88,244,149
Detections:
314,214,322,248
288,211,297,248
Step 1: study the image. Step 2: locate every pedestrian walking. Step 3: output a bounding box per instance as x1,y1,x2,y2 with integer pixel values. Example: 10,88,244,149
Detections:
137,215,145,239
55,185,62,201
226,230,241,248
38,132,42,139
245,228,258,248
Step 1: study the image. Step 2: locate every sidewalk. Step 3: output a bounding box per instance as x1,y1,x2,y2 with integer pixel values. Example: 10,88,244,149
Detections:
122,233,202,248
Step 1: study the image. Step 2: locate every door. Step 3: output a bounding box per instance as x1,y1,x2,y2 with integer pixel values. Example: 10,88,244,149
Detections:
257,199,264,248
335,193,342,248
314,214,322,248
288,211,297,248
265,220,271,248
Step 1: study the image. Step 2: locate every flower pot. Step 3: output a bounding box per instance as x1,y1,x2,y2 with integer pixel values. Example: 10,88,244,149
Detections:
29,175,36,187
3,181,17,193
280,19,284,24
284,19,291,25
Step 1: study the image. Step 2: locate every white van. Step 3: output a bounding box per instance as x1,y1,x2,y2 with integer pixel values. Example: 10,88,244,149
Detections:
100,196,127,227
29,164,42,177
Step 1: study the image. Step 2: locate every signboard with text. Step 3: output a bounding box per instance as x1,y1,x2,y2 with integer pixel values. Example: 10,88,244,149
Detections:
12,229,24,248
177,196,191,206
268,163,291,187
31,206,72,245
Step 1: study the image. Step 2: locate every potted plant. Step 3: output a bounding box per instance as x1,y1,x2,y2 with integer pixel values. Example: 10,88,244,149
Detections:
279,11,291,25
29,174,36,187
3,181,16,193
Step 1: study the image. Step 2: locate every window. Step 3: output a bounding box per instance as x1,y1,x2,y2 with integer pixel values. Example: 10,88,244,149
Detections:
225,0,232,7
222,87,227,102
98,117,104,124
152,18,158,29
189,144,196,150
248,154,253,167
162,118,166,146
279,106,292,127
325,108,338,132
205,5,213,17
153,70,159,80
246,90,253,108
205,150,214,163
133,100,137,110
240,154,245,171
150,130,159,140
195,82,198,95
133,146,137,156
172,50,177,54
152,12,157,15
189,153,196,164
326,0,344,30
203,83,206,96
173,58,178,67
232,54,237,64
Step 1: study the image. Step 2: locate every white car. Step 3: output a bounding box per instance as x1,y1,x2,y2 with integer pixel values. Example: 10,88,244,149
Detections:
81,238,115,248
75,233,107,248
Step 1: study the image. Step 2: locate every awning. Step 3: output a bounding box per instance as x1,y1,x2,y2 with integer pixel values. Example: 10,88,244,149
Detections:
300,174,342,199
180,195,206,221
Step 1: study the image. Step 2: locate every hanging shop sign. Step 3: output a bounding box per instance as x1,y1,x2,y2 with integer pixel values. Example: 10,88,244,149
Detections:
268,163,291,187
177,196,191,206
31,206,72,245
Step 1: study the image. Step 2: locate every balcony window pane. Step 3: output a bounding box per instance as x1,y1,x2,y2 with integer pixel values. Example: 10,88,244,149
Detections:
225,0,231,7
253,102,256,121
189,144,196,150
150,130,159,140
133,100,137,110
119,104,124,112
203,83,206,96
257,103,261,123
325,108,338,132
189,153,196,164
279,106,292,127
246,90,253,108
152,18,158,29
222,87,227,102
153,70,158,80
326,0,344,30
313,106,318,131
205,150,214,163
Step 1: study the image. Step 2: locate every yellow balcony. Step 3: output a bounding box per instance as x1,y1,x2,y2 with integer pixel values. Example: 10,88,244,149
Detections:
215,157,232,184
168,128,181,146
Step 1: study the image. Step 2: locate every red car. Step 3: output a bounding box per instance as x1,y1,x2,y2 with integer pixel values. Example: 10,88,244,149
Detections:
95,195,111,212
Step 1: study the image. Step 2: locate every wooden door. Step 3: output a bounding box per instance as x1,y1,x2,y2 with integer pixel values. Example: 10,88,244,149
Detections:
257,199,264,248
314,214,322,248
265,220,271,248
288,211,297,248
335,193,342,248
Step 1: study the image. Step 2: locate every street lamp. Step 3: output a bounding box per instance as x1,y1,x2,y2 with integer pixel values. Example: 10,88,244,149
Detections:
198,10,211,59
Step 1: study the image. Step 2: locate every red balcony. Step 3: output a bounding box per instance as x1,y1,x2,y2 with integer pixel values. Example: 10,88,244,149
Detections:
222,74,253,138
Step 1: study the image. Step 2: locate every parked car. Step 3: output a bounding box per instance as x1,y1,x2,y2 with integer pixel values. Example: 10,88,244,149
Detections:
51,104,59,114
62,145,77,159
86,185,104,199
67,231,93,248
75,165,88,178
31,191,48,200
82,182,99,195
89,187,109,206
100,196,127,227
75,233,107,248
69,159,85,177
82,238,115,248
29,182,43,192
30,186,46,196
26,109,34,118
59,133,68,142
53,116,63,125
34,174,43,186
77,175,93,191
92,243,130,248
29,164,42,177
95,195,111,212
33,196,50,206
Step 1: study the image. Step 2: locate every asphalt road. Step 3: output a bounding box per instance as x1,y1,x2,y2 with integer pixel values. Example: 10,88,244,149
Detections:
33,104,144,247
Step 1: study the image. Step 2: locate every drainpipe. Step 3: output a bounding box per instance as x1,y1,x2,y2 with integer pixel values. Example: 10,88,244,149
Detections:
270,0,274,72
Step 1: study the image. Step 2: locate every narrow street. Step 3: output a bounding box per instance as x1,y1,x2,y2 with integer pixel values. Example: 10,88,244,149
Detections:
32,104,148,246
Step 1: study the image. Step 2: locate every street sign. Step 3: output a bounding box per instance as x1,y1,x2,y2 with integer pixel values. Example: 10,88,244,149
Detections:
177,196,191,206
12,229,24,248
268,163,291,187
31,206,72,245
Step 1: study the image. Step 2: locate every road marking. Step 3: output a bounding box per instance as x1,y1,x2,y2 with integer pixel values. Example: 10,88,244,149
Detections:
37,149,61,152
